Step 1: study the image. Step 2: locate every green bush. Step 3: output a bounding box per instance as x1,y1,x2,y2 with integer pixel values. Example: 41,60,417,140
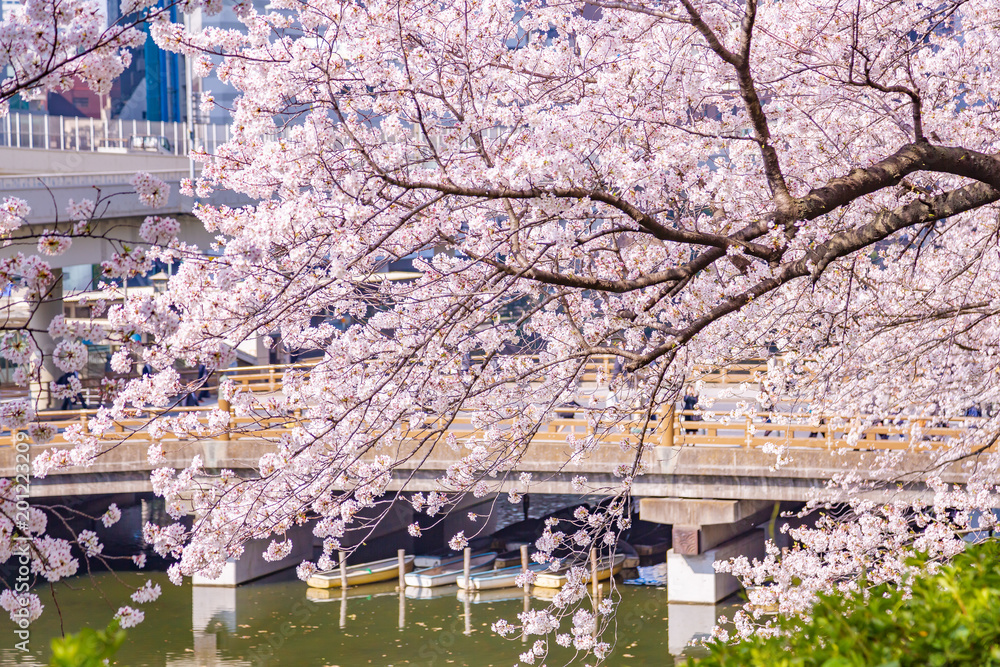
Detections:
48,621,125,667
699,539,1000,666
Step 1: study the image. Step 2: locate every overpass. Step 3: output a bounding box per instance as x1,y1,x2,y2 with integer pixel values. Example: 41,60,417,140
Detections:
0,168,248,267
0,110,250,264
0,111,231,171
0,113,258,401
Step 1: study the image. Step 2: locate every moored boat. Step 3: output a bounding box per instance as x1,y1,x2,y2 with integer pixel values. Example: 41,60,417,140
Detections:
405,552,497,588
457,562,547,590
533,553,626,589
494,545,537,569
413,536,498,568
306,555,415,589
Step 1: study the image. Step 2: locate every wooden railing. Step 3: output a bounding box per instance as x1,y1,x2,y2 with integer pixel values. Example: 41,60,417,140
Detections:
1,357,768,407
1,403,983,454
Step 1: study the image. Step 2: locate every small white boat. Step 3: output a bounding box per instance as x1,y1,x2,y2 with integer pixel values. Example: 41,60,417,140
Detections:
306,555,414,589
533,554,625,589
457,562,547,590
404,552,497,588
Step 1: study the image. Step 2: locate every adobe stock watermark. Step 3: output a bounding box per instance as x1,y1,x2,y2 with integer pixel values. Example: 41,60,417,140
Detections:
11,430,32,652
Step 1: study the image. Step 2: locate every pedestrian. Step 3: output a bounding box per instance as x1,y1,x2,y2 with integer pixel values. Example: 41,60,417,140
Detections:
57,371,88,411
683,389,700,435
197,363,210,401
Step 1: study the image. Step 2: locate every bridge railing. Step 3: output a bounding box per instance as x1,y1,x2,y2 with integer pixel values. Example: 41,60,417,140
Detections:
0,112,233,156
3,356,767,405
0,401,983,454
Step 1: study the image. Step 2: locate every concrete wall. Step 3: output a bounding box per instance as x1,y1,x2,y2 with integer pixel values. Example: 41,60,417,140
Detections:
192,522,314,586
0,146,190,175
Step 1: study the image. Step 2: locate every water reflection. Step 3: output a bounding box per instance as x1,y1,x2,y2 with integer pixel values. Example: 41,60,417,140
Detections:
667,597,743,656
3,569,688,666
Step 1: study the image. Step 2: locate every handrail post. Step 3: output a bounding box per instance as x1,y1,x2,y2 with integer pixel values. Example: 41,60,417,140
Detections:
659,406,675,447
218,397,231,441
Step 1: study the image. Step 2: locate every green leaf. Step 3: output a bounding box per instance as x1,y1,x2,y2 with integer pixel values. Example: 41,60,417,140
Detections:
48,620,126,667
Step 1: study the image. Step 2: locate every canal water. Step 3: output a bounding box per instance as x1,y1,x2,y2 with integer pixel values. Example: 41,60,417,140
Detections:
0,495,740,665
0,569,697,666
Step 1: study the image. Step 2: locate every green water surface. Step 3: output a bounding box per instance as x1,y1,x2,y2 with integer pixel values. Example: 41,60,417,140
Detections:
0,570,692,666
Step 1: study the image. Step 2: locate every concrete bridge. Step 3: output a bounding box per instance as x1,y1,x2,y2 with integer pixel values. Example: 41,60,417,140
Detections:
8,409,969,503
2,382,977,603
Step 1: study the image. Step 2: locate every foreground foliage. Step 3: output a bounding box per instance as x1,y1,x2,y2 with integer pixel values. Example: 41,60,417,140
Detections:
48,621,125,667
701,539,1000,666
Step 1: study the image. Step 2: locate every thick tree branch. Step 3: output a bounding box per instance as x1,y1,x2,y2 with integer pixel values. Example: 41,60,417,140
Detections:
798,143,1000,220
633,178,1000,370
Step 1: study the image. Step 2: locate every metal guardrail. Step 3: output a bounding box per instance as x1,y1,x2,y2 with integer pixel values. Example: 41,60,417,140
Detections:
0,112,232,156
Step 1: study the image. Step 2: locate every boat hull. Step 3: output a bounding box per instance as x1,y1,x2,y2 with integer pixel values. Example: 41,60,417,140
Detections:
404,552,497,588
307,556,414,589
457,563,546,590
533,554,625,589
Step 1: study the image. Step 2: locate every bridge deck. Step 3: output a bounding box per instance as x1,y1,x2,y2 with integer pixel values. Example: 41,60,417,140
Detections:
0,359,983,501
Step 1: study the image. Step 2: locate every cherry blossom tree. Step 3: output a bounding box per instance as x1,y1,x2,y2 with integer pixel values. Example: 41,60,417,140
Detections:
9,0,1000,661
0,0,212,636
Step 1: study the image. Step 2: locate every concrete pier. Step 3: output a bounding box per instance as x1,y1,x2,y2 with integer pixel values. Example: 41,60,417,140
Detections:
641,498,776,603
193,522,314,586
666,529,766,603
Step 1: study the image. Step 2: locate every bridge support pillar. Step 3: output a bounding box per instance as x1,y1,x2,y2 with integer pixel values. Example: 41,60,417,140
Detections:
193,522,313,586
255,335,270,366
28,268,62,410
666,529,766,603
640,498,777,603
